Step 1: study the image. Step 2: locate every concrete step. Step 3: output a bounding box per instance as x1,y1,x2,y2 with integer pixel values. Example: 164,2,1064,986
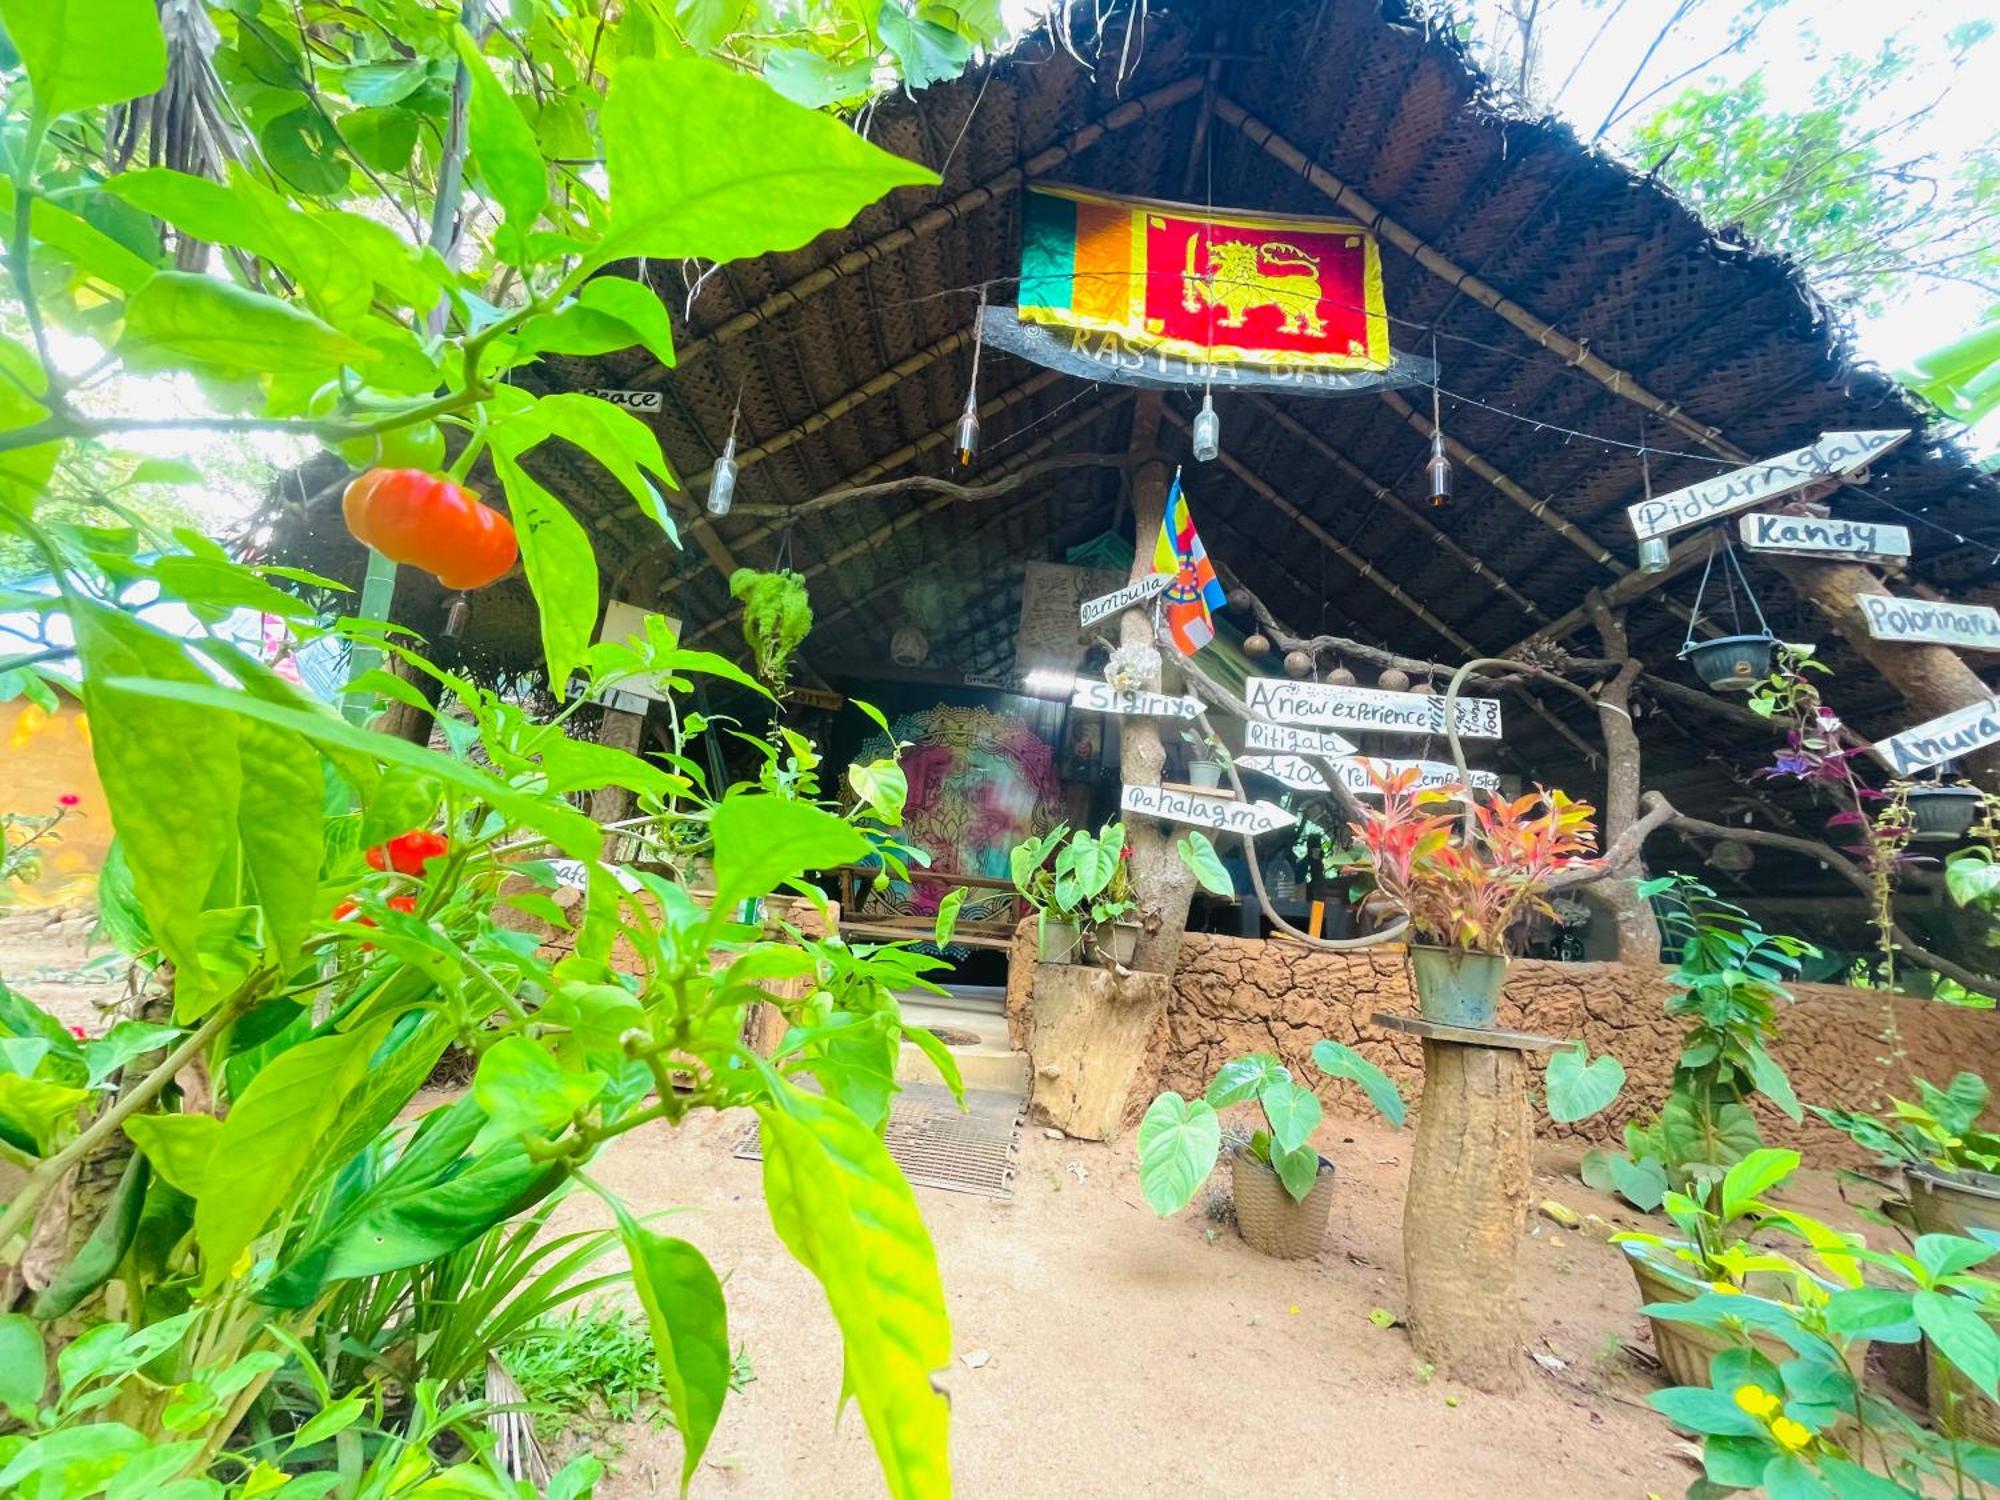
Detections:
897,999,1027,1096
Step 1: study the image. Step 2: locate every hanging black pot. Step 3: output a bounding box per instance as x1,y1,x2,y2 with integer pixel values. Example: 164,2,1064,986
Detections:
1680,633,1778,692
1908,786,1983,842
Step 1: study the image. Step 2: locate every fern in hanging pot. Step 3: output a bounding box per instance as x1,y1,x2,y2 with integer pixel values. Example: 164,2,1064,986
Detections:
1677,536,1779,692
730,567,813,689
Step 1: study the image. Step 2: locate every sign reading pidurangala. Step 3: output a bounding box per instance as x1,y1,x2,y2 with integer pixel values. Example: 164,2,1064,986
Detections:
1121,782,1295,835
1244,677,1502,739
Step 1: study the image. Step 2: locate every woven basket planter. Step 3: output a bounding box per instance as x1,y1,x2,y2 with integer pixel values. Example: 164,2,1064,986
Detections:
1230,1148,1335,1260
1626,1251,1869,1391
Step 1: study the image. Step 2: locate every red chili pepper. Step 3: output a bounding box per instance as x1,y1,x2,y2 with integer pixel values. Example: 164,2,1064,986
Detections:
366,829,449,876
341,468,518,590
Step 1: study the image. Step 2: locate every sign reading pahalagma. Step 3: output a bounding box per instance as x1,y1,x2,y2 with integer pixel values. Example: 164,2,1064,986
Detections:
1120,782,1296,835
1243,677,1502,739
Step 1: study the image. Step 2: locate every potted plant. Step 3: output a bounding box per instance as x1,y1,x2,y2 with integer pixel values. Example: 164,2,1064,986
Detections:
1816,1073,2000,1240
1681,633,1779,692
1009,822,1139,965
1351,766,1598,1028
1902,774,1986,843
1136,1042,1406,1259
1180,728,1227,790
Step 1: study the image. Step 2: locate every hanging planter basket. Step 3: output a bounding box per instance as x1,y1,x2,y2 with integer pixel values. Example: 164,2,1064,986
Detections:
1678,537,1780,694
1908,786,1983,843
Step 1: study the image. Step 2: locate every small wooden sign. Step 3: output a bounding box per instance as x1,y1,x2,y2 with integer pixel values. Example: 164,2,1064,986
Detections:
1079,572,1171,628
1239,754,1501,795
1627,430,1909,542
1859,595,2000,652
581,387,664,413
1121,782,1295,835
1244,677,1502,739
790,686,845,712
1873,698,2000,776
1243,719,1360,758
1069,680,1202,719
1737,512,1911,563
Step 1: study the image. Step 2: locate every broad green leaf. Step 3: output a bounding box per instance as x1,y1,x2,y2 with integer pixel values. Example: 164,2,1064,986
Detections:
848,759,908,823
1310,1039,1407,1128
123,1113,221,1196
0,1073,88,1155
0,0,164,117
612,1205,731,1494
578,277,677,369
194,1017,393,1290
1743,1041,1803,1122
120,272,377,381
473,1036,606,1145
707,792,870,920
1823,1286,1917,1341
0,181,156,293
1204,1053,1287,1108
762,48,876,109
233,711,323,963
1174,830,1232,896
493,392,677,539
1818,1457,1926,1498
82,1021,181,1088
1544,1041,1626,1124
0,1313,44,1422
1946,851,2000,911
1720,1148,1800,1223
596,58,937,268
1915,1233,2000,1282
453,28,547,250
1648,1385,1766,1437
899,1022,966,1107
339,106,422,173
491,451,597,690
933,887,967,946
1270,1137,1321,1201
878,6,971,89
1762,1453,1834,1500
1700,1434,1773,1488
1136,1093,1220,1215
73,600,242,1006
1260,1077,1321,1156
756,1087,950,1500
1914,1289,2000,1397
1609,1152,1670,1210
289,1395,366,1450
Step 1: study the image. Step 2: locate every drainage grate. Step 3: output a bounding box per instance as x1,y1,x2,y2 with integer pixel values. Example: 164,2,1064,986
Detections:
734,1081,1023,1200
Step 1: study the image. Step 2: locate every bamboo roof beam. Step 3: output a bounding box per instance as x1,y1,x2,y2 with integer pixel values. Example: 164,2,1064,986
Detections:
660,75,1206,377
1248,396,1548,621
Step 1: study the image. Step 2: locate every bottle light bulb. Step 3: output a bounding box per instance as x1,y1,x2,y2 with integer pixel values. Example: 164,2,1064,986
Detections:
1192,392,1220,462
1637,535,1669,573
706,432,738,517
955,396,981,468
1426,429,1453,507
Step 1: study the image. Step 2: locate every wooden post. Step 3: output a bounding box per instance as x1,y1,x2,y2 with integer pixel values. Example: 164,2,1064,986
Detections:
1025,963,1169,1139
1582,593,1660,962
589,697,649,861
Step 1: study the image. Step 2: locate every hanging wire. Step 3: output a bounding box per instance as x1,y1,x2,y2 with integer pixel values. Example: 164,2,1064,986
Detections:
1682,531,1772,654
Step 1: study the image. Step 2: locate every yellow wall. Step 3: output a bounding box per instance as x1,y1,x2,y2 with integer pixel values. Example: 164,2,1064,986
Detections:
2,694,108,906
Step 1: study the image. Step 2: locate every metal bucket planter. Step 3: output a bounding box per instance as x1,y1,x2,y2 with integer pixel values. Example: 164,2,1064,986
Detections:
1409,945,1507,1028
1038,920,1139,966
1231,1148,1335,1259
1626,1251,1868,1391
1908,786,1983,843
1905,1164,2000,1240
1091,922,1141,966
1037,920,1082,963
1680,634,1777,693
1929,1339,2000,1446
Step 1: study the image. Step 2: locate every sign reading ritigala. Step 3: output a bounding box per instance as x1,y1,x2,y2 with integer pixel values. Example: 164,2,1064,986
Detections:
1242,719,1360,758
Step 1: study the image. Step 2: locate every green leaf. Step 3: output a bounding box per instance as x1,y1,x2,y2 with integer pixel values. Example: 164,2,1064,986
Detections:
762,49,876,109
878,7,971,90
611,1205,731,1494
898,1022,965,1107
1544,1041,1626,1124
1136,1094,1220,1214
707,792,870,920
577,277,677,370
1270,1137,1321,1201
0,1073,87,1155
473,1036,606,1145
1762,1453,1834,1500
289,1395,365,1450
120,272,377,381
1720,1147,1800,1223
1818,1457,1924,1498
596,58,937,268
1743,1040,1803,1122
123,1113,220,1196
1915,1233,2000,1282
1174,830,1232,896
1259,1077,1321,1155
1823,1286,1917,1341
755,1086,951,1500
1914,1289,2000,1397
491,451,598,689
1608,1152,1670,1210
1648,1385,1766,1437
1310,1039,1407,1128
338,105,421,174
194,1017,393,1290
848,759,908,823
80,1021,180,1089
452,27,547,252
0,1313,45,1423
261,107,350,196
1205,1053,1288,1108
1700,1434,1773,1488
233,710,323,963
933,887,967,946
0,0,164,117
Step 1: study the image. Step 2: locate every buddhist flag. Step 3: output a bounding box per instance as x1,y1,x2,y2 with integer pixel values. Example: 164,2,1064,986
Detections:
1152,473,1226,656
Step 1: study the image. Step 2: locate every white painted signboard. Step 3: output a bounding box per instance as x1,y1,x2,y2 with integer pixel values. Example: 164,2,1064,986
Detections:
1627,431,1909,542
1240,754,1501,795
1873,698,2000,775
1068,680,1202,719
1079,572,1170,628
1242,720,1360,758
1737,512,1911,563
1121,782,1296,835
1859,595,2000,652
1244,677,1503,739
582,388,664,413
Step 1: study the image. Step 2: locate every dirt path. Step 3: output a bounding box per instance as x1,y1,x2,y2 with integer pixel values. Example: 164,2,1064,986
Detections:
543,1109,1707,1500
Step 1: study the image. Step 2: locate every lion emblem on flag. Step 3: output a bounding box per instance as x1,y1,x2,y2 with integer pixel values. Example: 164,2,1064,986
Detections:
1182,236,1326,337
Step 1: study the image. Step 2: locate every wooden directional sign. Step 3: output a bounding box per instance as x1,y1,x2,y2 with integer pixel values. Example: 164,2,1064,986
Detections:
1069,680,1202,718
1873,698,2000,776
1079,572,1170,628
1627,431,1909,542
1243,719,1360,758
1122,782,1295,835
1737,512,1911,564
1240,754,1501,795
1859,595,2000,652
1244,677,1503,739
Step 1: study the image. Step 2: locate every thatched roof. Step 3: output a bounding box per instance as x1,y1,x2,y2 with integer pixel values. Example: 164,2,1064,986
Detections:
270,0,1999,927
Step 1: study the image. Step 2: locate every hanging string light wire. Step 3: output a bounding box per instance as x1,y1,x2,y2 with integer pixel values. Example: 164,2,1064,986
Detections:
1191,125,1220,462
955,285,986,467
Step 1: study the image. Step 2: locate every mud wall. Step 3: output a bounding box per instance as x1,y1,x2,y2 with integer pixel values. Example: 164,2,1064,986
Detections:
1003,927,2000,1156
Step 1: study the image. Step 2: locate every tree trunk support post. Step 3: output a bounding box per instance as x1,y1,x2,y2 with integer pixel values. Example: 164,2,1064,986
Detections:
589,694,650,861
1375,1011,1556,1395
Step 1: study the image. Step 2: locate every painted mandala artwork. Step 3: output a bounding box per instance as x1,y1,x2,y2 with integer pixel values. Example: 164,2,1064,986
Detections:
852,705,1065,939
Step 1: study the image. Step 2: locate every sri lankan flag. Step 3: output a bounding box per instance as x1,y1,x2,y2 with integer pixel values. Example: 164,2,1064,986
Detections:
1019,186,1390,371
1151,472,1226,656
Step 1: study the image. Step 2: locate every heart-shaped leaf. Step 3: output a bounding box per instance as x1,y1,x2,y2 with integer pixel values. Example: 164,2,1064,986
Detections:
1545,1041,1626,1124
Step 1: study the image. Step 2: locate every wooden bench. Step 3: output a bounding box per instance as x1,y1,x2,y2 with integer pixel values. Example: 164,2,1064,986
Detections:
835,866,1020,951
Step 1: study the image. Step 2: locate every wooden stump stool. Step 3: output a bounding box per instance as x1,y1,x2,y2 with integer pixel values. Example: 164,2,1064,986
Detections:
1373,1012,1557,1395
1027,963,1168,1140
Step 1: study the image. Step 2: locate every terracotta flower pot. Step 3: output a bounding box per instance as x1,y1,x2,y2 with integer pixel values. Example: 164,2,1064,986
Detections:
1409,945,1507,1028
1230,1148,1335,1260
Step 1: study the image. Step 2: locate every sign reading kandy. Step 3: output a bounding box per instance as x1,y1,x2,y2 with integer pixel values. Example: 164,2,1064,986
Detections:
1242,719,1359,758
580,388,664,413
1121,782,1295,835
1737,512,1911,563
1078,572,1171,628
1068,680,1202,719
1859,595,2000,652
1627,431,1909,542
1873,697,2000,775
1240,754,1500,795
1244,677,1502,739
